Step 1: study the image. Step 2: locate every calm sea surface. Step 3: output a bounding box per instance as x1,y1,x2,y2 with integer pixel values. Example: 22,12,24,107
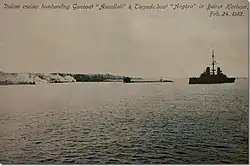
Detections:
0,78,248,164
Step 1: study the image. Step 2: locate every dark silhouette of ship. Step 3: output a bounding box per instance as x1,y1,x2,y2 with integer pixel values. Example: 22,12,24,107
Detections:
189,49,235,84
123,77,173,83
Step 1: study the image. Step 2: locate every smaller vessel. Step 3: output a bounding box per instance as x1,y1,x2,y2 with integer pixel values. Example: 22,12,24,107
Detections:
123,77,173,83
189,49,235,84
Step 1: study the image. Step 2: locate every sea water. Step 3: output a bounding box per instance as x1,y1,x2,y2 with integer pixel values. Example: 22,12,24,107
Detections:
0,78,248,164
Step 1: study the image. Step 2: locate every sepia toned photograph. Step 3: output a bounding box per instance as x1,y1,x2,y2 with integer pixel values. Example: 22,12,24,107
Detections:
0,0,249,164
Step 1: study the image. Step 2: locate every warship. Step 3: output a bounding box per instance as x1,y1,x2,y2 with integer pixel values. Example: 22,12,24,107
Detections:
189,49,235,84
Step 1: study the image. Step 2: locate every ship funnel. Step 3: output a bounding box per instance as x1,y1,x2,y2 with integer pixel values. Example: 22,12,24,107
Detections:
217,67,221,75
206,67,210,74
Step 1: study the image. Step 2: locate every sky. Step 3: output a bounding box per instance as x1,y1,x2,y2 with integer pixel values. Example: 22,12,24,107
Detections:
0,0,248,78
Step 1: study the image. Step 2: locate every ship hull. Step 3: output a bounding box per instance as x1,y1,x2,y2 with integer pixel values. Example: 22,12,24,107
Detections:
189,77,235,84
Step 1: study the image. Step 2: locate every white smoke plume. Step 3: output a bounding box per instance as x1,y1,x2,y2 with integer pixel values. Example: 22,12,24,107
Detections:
0,72,76,84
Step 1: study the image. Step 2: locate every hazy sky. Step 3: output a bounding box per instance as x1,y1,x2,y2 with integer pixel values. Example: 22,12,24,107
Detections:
0,0,248,78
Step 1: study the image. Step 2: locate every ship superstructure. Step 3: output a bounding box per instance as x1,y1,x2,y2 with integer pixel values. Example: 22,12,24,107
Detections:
189,49,235,84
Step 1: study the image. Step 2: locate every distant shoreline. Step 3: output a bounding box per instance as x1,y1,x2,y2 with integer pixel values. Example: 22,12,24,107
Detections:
0,80,174,86
0,71,174,85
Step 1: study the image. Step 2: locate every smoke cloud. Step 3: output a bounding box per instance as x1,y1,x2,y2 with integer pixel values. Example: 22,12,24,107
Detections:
0,71,76,84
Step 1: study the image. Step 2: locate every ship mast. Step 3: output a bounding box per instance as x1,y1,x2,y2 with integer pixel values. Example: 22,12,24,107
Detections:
212,48,216,75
